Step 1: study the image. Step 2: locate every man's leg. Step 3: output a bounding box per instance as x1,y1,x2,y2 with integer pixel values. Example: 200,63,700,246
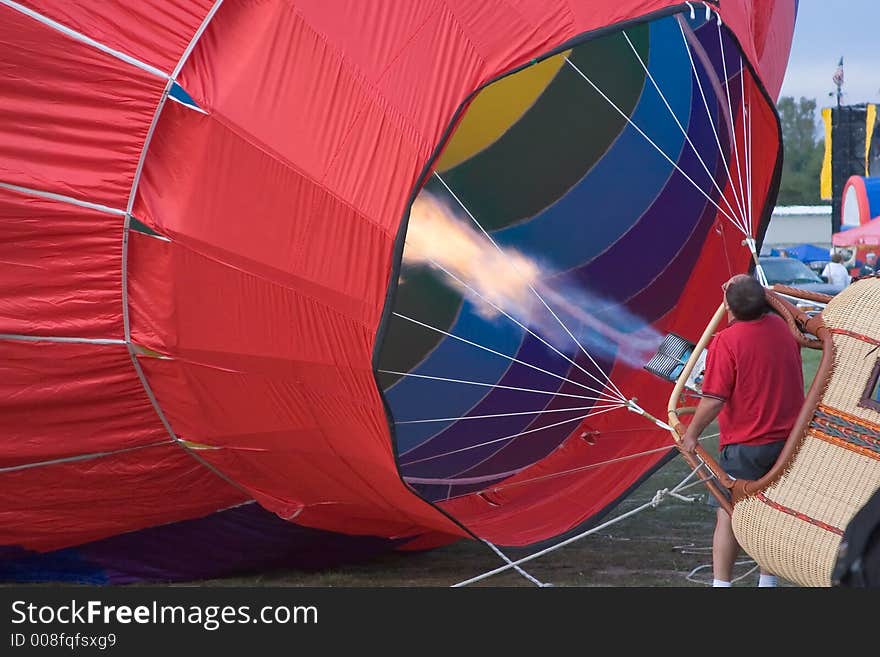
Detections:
758,571,778,587
713,507,739,586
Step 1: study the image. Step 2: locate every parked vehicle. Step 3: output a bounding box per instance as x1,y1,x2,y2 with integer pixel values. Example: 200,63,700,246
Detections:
757,256,845,296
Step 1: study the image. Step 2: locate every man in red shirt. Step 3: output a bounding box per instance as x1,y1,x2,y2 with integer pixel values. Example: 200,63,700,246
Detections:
681,274,804,587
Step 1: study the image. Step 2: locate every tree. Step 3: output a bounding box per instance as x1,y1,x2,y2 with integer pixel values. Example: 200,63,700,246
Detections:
776,96,826,206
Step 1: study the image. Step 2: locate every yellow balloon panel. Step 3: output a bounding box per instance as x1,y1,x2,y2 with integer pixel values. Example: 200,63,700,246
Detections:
435,51,570,172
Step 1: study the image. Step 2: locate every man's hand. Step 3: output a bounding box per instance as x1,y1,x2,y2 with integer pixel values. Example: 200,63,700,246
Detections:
680,427,700,455
678,396,724,456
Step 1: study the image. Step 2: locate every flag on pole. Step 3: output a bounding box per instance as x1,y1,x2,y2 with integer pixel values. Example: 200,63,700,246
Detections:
833,57,844,88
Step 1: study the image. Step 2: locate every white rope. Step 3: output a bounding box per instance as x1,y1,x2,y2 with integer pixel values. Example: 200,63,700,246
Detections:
677,530,763,586
564,57,748,237
675,16,750,234
452,463,703,587
738,55,753,237
482,540,551,587
625,399,675,431
478,442,680,495
745,85,755,234
621,31,746,230
392,311,622,402
395,403,623,425
433,173,627,402
400,405,625,467
419,256,626,402
450,430,726,586
685,559,759,586
717,26,749,229
416,433,718,502
745,237,768,286
378,369,611,402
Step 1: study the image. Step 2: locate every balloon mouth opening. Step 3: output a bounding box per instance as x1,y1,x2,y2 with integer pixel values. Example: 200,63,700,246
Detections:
374,4,779,519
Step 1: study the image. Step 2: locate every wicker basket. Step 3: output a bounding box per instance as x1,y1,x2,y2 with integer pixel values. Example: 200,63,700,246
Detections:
732,278,880,586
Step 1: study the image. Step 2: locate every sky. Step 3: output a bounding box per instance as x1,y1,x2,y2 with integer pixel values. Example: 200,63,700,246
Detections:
780,0,880,108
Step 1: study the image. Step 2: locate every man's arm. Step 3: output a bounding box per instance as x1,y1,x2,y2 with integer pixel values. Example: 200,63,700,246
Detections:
680,396,724,455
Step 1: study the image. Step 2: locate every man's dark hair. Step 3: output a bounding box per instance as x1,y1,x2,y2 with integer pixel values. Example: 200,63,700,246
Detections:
725,276,767,321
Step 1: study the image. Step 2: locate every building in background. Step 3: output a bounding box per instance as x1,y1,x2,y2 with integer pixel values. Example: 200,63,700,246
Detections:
762,205,833,252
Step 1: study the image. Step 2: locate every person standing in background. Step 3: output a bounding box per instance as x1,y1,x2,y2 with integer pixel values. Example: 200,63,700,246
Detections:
858,252,877,277
822,252,851,289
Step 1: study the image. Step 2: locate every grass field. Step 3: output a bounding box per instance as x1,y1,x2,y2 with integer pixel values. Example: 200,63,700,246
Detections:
192,349,823,588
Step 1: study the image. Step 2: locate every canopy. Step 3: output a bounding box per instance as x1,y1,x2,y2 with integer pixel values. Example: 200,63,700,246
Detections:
833,216,880,247
786,243,831,262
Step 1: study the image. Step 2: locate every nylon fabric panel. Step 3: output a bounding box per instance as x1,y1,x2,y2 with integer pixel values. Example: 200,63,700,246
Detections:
742,73,780,236
177,0,432,230
285,0,446,84
563,1,682,37
321,93,432,228
138,357,463,537
435,52,569,172
177,0,398,186
715,0,792,102
432,229,747,542
0,6,165,206
743,0,797,100
127,232,378,388
0,503,403,584
0,341,166,469
0,443,248,552
432,32,647,228
195,450,439,539
374,269,464,390
440,0,573,74
362,5,487,152
126,233,463,537
19,0,215,74
762,1,798,101
441,423,670,544
133,101,391,327
0,187,122,338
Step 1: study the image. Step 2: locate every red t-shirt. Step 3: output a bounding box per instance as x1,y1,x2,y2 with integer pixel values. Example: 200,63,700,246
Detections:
701,312,804,447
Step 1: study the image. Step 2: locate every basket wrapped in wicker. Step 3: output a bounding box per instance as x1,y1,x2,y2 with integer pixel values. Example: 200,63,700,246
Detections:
731,278,880,586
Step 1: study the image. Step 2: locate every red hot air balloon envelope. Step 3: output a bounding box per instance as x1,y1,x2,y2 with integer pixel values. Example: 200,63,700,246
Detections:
0,0,796,582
